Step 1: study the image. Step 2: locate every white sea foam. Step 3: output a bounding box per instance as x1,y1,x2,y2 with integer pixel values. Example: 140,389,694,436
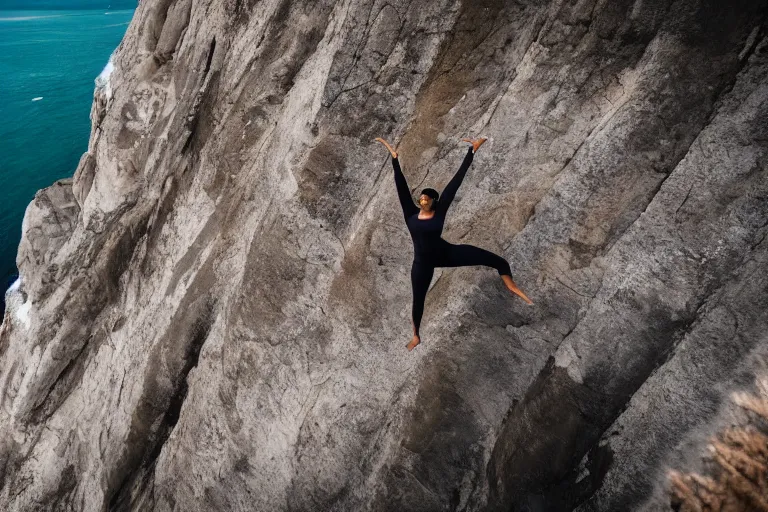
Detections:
32,97,43,102
5,277,31,329
7,278,20,293
0,14,65,21
95,55,115,100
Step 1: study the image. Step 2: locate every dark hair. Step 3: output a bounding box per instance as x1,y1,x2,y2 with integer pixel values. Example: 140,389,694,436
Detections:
420,188,439,202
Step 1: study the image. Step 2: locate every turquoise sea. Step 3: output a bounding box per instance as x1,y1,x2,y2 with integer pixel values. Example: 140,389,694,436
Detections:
0,6,134,309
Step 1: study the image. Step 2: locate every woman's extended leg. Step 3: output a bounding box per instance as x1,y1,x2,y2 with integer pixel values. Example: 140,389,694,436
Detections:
441,244,533,304
409,262,435,350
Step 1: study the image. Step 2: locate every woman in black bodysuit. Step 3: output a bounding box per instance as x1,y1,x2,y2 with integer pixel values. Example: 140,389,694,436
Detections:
375,137,533,351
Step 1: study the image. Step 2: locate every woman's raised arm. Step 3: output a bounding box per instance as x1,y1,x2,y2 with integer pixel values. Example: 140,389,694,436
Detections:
376,138,418,220
438,138,487,214
437,147,473,214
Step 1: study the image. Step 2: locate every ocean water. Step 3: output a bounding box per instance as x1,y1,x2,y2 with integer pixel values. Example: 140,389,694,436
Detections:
0,7,134,308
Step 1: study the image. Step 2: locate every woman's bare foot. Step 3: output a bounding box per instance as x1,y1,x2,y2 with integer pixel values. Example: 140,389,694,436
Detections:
407,334,421,351
375,137,398,158
501,275,533,304
462,137,488,153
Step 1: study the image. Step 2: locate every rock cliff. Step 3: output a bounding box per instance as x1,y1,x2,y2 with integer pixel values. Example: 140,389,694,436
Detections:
1,0,767,510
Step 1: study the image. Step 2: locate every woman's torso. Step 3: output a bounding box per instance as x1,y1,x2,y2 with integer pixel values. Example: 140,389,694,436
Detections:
406,212,450,262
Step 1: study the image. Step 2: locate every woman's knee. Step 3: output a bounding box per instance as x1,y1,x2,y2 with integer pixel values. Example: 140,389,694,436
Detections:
495,255,512,276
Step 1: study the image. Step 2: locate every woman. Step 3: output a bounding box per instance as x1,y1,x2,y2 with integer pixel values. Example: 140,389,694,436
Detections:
375,137,533,351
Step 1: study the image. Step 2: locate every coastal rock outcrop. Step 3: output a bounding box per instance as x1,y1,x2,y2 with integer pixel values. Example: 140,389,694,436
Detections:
1,0,767,510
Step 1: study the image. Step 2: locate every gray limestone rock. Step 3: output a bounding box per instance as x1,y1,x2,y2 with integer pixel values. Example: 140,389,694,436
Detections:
0,0,767,511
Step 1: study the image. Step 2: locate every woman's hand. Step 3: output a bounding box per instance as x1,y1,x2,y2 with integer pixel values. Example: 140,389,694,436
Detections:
375,137,398,158
462,137,488,153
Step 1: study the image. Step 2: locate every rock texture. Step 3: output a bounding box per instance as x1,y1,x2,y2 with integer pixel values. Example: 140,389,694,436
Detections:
0,0,767,511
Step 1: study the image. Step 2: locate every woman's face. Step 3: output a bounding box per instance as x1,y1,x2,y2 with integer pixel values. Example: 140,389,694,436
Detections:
418,194,434,211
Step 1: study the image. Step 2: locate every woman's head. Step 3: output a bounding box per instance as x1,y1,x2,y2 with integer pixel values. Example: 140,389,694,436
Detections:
419,188,439,211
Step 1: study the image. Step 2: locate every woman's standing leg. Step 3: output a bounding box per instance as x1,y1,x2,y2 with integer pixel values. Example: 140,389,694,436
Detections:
441,244,533,304
409,262,435,350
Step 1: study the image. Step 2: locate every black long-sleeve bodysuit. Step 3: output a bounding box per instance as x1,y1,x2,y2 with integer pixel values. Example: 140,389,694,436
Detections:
393,148,512,337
